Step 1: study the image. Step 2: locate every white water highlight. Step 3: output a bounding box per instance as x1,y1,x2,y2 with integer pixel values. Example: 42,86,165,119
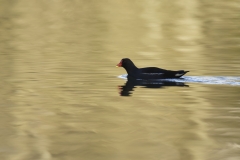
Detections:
118,74,240,86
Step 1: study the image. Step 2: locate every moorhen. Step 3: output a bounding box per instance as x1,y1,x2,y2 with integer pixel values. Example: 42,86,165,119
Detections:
116,58,189,80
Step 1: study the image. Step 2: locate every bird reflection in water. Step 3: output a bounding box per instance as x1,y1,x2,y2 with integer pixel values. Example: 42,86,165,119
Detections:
118,79,189,96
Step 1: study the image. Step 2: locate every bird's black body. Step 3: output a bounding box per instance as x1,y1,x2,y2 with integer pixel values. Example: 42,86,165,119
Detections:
116,58,189,80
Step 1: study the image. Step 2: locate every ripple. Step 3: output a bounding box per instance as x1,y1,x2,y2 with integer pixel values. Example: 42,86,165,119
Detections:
118,75,240,86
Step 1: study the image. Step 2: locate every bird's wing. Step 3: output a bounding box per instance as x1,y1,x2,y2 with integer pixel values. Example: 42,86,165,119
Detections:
139,67,168,73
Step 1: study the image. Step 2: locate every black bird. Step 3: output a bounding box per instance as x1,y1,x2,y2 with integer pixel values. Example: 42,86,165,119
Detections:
116,58,189,80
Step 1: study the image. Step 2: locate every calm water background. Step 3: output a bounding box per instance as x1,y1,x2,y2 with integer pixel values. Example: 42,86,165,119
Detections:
1,1,240,160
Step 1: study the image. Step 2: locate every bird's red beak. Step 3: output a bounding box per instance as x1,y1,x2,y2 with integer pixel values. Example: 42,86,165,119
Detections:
116,60,122,67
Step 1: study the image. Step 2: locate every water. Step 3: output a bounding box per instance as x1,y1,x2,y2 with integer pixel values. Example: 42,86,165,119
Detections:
1,1,240,160
119,75,240,86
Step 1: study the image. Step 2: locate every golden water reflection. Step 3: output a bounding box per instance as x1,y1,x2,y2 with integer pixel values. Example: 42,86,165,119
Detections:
0,0,240,160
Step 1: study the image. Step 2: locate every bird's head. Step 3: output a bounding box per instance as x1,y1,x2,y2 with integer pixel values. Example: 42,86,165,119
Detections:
116,58,133,68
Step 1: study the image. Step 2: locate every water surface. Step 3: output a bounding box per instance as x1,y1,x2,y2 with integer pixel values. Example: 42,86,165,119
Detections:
1,1,240,160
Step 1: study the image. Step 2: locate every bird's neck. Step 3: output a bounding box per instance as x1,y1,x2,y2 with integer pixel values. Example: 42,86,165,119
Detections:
124,64,138,76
